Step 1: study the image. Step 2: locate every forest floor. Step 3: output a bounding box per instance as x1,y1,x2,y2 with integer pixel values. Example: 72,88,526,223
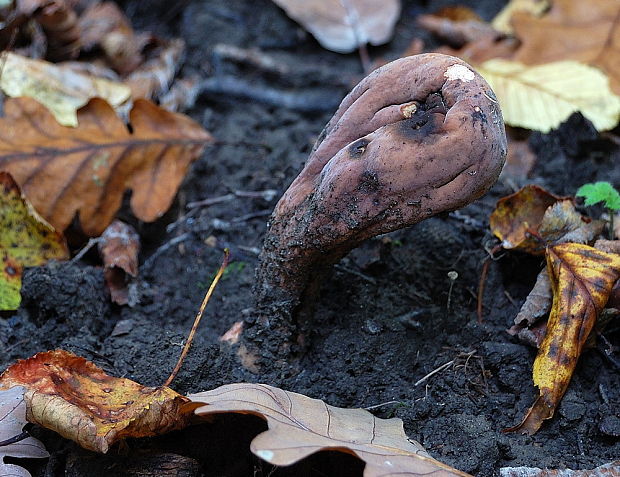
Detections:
1,0,619,476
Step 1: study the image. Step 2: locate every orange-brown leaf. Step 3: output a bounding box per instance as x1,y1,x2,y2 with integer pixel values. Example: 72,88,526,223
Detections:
0,97,212,236
508,243,620,434
191,383,471,477
511,0,620,94
490,185,564,253
0,350,200,453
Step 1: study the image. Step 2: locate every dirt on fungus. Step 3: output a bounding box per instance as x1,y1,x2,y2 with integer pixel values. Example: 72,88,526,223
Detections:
1,1,619,476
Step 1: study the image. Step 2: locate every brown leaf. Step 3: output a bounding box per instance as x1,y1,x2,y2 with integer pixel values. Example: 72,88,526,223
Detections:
124,38,185,100
511,0,620,94
511,267,552,329
0,97,212,236
507,243,620,434
490,185,565,253
78,1,148,75
417,10,499,48
98,220,140,305
538,201,605,246
0,350,200,453
191,383,471,476
270,0,401,53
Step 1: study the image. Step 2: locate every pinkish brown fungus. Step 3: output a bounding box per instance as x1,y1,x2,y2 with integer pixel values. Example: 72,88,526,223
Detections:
247,53,507,357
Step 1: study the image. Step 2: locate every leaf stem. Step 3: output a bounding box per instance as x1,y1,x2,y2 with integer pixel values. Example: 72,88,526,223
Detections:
163,249,230,387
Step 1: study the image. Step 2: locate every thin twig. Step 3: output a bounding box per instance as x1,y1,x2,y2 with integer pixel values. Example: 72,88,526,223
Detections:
364,400,402,411
164,249,230,387
71,237,101,262
0,431,29,447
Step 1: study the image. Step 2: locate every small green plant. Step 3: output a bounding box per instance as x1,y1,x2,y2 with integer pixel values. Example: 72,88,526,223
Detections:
576,181,620,238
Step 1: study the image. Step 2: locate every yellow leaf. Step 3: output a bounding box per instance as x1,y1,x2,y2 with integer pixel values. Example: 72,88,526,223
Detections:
0,172,68,310
508,243,620,434
0,350,200,453
477,59,620,132
0,52,131,127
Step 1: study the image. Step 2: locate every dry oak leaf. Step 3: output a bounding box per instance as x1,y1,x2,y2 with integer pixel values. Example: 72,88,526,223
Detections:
190,383,470,477
511,0,620,95
0,386,49,477
0,171,68,310
0,51,131,127
476,59,620,132
0,350,201,453
271,0,400,53
0,97,212,236
507,243,620,435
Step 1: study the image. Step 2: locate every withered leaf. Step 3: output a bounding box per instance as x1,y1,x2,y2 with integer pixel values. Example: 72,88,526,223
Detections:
0,350,200,453
491,0,550,34
511,0,620,95
0,172,68,310
0,386,49,477
98,220,140,305
507,243,620,434
0,51,131,127
191,383,470,476
538,201,604,246
511,267,552,329
0,97,212,236
270,0,401,53
490,185,564,254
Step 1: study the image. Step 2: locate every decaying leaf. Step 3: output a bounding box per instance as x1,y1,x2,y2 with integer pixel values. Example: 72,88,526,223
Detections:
0,172,68,310
511,267,552,330
0,350,200,453
0,386,49,477
417,8,499,48
0,97,212,236
477,59,620,132
507,243,620,434
98,220,140,305
270,0,401,53
500,460,620,476
490,185,564,253
511,0,620,95
0,51,131,127
491,0,550,34
191,383,470,476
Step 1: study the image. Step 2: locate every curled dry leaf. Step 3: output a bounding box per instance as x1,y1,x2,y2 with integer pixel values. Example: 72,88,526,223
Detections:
511,0,620,95
507,243,620,434
0,386,49,477
511,267,552,330
98,220,140,305
477,59,620,132
0,350,200,453
27,0,81,61
191,383,470,476
124,38,185,100
0,171,68,310
270,0,400,53
500,460,620,477
490,185,564,253
0,97,212,236
0,51,131,127
417,9,500,48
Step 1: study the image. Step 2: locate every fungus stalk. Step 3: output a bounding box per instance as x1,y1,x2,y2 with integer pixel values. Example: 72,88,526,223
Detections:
247,54,507,355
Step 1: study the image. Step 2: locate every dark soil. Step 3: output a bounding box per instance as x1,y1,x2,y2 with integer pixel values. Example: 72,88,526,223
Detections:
2,1,619,476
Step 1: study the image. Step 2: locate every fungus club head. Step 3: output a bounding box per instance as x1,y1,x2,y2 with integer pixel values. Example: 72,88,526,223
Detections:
255,53,507,330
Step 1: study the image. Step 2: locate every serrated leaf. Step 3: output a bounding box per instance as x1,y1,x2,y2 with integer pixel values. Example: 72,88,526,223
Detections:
191,383,470,477
0,52,131,127
576,181,620,210
0,172,68,310
477,59,620,132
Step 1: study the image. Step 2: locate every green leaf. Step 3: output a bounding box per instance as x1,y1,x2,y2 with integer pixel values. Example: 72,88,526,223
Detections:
576,182,620,211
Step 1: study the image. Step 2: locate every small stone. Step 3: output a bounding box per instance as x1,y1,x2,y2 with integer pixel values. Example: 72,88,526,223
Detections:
364,320,382,335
